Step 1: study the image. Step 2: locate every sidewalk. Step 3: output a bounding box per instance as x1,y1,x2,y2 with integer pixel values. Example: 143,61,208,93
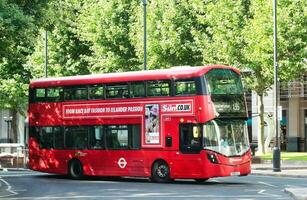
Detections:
252,160,307,178
252,161,307,200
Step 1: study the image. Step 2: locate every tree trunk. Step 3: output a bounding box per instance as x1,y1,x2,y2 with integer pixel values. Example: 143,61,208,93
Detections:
9,109,18,143
257,93,265,155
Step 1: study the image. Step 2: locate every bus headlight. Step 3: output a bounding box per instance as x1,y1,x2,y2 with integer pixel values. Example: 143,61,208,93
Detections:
207,153,218,164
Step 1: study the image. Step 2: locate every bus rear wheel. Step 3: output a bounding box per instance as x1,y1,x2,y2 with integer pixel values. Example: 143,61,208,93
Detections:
68,159,84,179
151,160,171,183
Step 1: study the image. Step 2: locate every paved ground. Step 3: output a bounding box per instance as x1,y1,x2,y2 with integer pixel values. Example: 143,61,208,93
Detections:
1,170,306,200
251,163,307,199
0,162,306,199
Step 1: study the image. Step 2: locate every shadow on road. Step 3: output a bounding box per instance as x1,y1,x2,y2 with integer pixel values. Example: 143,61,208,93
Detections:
34,174,251,186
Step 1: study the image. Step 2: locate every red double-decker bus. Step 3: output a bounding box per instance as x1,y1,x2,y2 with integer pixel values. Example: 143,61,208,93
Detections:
28,65,251,182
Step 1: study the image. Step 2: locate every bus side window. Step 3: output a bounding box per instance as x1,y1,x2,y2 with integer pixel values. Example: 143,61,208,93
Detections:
46,87,63,102
64,87,88,101
65,126,88,150
106,84,129,99
89,126,105,149
40,127,54,149
179,124,202,154
129,125,141,149
147,80,170,97
34,88,46,102
130,82,145,98
175,80,196,96
89,85,104,99
106,125,128,150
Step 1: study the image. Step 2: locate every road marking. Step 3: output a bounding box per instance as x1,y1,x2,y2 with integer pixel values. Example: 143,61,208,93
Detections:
258,181,278,188
0,177,18,198
5,195,285,200
258,190,266,194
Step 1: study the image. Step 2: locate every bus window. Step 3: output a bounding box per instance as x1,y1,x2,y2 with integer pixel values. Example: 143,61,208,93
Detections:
205,69,243,95
54,127,64,149
34,88,46,102
129,125,141,149
106,84,129,99
147,80,170,97
64,87,88,101
65,126,88,150
175,80,196,96
89,126,105,149
130,82,145,98
106,125,128,149
89,85,104,99
179,124,202,153
40,127,54,149
46,87,63,102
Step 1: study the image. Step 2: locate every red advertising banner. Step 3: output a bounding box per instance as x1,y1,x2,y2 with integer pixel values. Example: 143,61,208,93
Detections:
62,100,193,119
63,103,143,119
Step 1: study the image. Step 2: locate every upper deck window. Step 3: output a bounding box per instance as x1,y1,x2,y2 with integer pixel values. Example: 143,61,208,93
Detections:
106,84,129,99
46,87,63,102
35,88,46,98
175,80,196,96
147,80,170,97
89,84,104,99
205,69,243,95
130,82,145,98
64,86,88,101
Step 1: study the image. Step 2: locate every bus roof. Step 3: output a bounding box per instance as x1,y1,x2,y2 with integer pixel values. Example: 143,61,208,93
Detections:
30,65,240,88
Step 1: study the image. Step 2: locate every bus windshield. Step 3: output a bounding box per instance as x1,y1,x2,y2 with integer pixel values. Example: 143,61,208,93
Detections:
204,69,246,117
203,119,249,156
205,69,243,95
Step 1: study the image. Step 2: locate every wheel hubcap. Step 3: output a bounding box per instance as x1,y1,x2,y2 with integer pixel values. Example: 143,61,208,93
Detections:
157,165,168,178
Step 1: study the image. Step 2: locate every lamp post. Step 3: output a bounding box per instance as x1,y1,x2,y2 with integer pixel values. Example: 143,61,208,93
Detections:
45,30,48,78
272,0,281,172
4,116,13,143
142,0,147,70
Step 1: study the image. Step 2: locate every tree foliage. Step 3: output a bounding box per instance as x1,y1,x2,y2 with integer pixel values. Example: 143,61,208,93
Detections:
26,0,93,78
0,0,46,112
0,0,306,146
78,0,141,73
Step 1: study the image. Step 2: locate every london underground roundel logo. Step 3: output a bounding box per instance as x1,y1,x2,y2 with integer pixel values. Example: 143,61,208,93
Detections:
117,157,127,168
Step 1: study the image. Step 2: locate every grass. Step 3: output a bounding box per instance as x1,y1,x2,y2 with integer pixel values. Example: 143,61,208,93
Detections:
260,152,307,161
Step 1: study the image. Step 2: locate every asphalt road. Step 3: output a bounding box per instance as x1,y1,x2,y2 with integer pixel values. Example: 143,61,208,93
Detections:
1,170,306,200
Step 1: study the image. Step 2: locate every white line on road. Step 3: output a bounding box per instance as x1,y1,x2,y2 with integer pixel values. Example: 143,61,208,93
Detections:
5,195,286,200
258,181,278,188
0,177,19,198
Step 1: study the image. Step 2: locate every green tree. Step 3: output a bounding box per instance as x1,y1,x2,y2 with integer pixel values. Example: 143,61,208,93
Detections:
0,0,48,142
27,0,93,78
78,0,141,73
198,0,250,66
243,0,306,154
132,0,206,69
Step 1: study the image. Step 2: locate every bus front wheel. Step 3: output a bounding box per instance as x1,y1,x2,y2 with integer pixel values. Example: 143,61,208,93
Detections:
151,160,171,183
68,159,84,179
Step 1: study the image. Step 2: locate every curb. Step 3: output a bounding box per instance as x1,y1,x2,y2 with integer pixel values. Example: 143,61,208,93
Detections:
0,168,29,172
252,167,307,170
251,172,307,178
285,188,307,200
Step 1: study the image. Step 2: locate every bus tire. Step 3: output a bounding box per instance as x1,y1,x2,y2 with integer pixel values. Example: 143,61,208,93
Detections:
194,178,209,183
68,159,83,179
151,160,171,183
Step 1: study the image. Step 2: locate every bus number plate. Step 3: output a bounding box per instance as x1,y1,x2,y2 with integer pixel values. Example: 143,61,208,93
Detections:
230,172,240,176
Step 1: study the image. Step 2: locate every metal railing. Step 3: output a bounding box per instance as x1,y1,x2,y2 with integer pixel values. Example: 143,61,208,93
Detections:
0,143,28,169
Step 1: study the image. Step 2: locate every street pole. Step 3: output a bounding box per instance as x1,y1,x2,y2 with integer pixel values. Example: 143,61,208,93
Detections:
143,0,147,70
272,0,281,172
45,30,48,78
